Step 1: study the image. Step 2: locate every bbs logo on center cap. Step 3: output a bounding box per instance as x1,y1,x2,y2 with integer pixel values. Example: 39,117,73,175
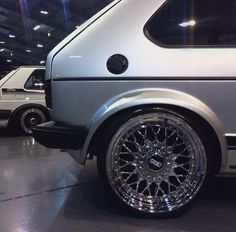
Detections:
148,156,164,172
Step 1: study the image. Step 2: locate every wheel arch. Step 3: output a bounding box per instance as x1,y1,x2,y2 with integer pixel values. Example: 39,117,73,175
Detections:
8,103,50,126
88,105,222,174
79,88,226,173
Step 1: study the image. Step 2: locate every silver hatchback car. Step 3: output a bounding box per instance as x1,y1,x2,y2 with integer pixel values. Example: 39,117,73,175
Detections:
34,0,236,217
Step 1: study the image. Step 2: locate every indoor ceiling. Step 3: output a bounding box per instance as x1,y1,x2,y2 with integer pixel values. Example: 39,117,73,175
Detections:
0,0,112,74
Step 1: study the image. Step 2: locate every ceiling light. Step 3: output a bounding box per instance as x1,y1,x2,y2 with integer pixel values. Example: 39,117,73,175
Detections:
0,41,5,44
40,10,48,15
26,49,31,53
33,25,41,31
0,48,4,52
9,34,15,38
40,60,45,64
6,59,12,63
37,44,43,48
179,20,196,27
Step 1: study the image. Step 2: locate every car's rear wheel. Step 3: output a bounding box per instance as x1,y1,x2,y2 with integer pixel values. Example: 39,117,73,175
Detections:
97,108,209,217
19,108,46,135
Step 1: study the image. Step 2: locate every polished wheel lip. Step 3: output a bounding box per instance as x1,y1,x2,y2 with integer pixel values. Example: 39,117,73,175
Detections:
106,112,207,214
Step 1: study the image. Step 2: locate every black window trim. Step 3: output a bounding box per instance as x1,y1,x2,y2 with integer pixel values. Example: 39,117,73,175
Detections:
143,0,236,49
24,69,45,93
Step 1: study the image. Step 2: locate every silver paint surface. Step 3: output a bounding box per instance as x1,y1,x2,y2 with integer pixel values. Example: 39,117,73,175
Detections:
52,80,233,170
51,0,236,78
45,0,236,172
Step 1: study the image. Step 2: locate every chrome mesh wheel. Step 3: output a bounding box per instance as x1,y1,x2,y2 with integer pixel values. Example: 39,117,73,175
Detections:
106,112,207,214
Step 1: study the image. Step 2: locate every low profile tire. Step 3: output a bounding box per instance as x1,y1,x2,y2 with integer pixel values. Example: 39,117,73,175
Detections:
97,108,210,217
19,108,46,135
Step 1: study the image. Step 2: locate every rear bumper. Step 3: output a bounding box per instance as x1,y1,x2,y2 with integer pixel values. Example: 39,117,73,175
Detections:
0,110,11,127
0,110,11,120
33,121,88,150
0,119,9,128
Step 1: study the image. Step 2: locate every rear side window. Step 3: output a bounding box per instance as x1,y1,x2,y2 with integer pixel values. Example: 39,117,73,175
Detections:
145,0,236,47
25,69,45,91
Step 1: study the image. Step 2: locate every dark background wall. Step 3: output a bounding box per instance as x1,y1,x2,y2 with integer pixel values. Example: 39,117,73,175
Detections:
0,0,113,75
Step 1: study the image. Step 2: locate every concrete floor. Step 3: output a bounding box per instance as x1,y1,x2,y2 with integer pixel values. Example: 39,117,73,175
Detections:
0,128,236,232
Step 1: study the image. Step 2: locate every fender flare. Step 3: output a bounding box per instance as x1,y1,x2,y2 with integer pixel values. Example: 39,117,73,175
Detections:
73,88,227,170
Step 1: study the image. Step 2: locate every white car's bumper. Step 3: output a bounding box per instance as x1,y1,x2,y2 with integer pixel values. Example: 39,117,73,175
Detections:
0,110,11,127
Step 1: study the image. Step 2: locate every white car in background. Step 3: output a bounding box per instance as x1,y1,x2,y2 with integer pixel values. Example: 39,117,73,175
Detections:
0,66,49,134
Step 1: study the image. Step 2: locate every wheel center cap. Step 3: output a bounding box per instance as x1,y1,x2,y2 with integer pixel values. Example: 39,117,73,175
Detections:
30,118,37,125
147,155,164,172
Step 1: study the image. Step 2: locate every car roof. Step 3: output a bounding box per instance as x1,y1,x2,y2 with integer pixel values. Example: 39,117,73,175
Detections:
19,66,45,69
